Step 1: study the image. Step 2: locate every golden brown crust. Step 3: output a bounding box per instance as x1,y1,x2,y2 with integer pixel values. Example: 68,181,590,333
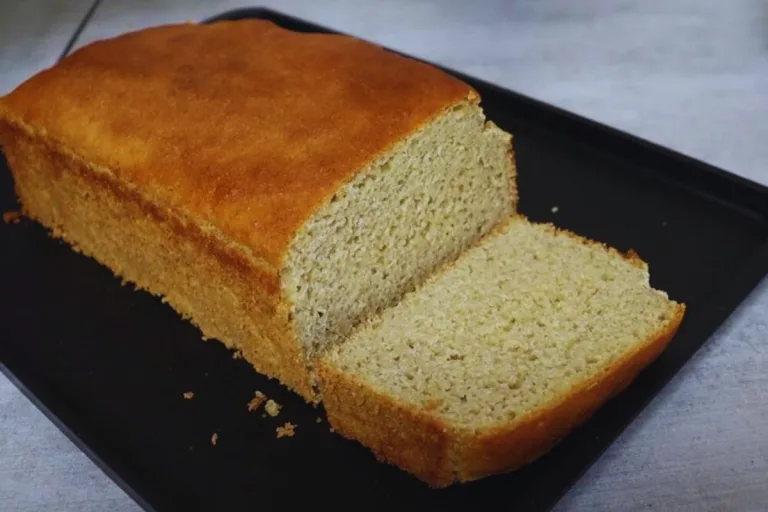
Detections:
0,19,474,266
506,139,519,210
456,303,685,483
317,361,457,486
0,119,316,401
503,214,651,270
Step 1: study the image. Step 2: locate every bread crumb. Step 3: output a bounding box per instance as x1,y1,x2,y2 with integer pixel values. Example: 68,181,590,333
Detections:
329,427,335,433
265,399,281,417
3,211,21,224
551,206,559,214
201,335,209,341
183,392,194,400
232,349,243,360
247,391,267,412
211,433,218,446
276,422,296,438
316,417,322,423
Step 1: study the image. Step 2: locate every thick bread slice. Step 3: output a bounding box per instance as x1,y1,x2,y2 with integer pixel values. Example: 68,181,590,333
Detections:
0,20,516,402
318,217,685,486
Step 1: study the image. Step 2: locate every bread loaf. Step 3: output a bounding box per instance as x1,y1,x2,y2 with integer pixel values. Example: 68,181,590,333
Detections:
318,217,685,486
1,19,685,487
0,20,517,402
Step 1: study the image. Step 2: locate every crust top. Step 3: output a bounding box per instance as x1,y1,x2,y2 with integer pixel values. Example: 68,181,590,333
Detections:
0,19,473,265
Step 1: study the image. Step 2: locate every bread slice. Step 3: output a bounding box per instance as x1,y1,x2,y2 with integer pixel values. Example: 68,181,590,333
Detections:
0,20,516,402
318,216,685,486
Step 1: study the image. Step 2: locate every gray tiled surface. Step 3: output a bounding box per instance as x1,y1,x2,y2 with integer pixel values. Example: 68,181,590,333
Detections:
1,1,767,511
0,0,92,94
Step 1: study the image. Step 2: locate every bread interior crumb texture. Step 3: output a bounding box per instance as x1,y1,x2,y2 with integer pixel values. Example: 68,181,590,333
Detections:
283,100,514,359
324,218,680,429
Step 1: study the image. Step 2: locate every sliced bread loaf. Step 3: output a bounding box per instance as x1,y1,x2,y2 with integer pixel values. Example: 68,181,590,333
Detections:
0,20,516,402
318,217,685,486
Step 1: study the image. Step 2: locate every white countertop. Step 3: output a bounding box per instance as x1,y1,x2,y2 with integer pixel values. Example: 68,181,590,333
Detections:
1,1,767,510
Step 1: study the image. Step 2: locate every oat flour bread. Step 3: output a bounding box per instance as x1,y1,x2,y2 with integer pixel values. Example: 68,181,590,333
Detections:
0,18,685,488
318,217,685,486
0,20,517,402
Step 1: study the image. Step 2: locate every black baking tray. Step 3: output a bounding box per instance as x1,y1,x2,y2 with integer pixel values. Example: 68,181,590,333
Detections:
2,7,768,512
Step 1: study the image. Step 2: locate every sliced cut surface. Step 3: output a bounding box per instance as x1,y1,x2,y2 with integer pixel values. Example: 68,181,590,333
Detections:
318,217,685,486
283,100,515,360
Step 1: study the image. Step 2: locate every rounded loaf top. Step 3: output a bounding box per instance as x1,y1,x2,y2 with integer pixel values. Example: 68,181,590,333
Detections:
0,19,475,266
